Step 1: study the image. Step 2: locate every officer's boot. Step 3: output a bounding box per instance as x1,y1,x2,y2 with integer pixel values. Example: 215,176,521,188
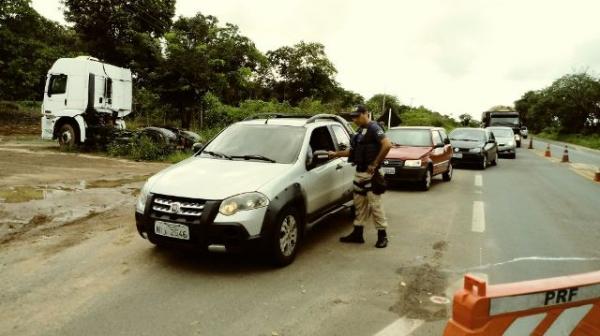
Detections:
375,230,388,248
339,226,365,243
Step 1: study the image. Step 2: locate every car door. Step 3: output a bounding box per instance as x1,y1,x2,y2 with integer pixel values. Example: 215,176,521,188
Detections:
330,124,354,203
438,129,453,169
484,130,497,161
430,130,446,175
302,126,341,216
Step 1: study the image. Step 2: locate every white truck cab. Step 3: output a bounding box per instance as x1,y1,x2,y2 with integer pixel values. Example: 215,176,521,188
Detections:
41,56,132,146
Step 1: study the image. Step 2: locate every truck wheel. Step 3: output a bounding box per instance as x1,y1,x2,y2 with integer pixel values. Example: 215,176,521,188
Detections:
58,123,78,148
442,163,453,181
269,207,300,267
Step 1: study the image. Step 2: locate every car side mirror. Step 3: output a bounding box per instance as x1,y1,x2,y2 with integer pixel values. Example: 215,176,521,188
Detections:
487,139,496,144
312,150,330,166
192,142,204,152
444,138,450,145
338,143,348,151
47,91,52,97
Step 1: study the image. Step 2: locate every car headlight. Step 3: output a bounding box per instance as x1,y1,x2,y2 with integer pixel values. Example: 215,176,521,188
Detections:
136,182,151,213
469,148,482,153
404,159,422,167
219,192,269,216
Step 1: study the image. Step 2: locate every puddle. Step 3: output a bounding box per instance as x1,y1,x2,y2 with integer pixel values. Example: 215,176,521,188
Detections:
85,175,150,189
0,175,149,203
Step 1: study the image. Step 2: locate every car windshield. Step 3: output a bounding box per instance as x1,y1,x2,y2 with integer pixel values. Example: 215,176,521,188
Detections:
490,117,519,126
489,128,514,137
386,129,432,147
200,124,305,164
449,129,485,142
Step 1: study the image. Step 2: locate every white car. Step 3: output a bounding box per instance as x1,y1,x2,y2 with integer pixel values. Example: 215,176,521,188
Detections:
487,126,517,159
520,126,529,139
135,114,355,266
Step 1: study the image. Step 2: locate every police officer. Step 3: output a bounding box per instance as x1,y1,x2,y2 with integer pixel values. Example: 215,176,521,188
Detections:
329,105,392,248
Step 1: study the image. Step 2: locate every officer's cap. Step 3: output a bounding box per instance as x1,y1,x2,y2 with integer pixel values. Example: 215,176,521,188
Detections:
350,105,368,117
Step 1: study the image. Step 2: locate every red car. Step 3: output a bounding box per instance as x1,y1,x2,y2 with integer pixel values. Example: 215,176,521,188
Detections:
381,127,453,190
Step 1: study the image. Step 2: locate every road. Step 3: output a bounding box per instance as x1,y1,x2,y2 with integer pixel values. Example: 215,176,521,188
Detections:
0,139,599,336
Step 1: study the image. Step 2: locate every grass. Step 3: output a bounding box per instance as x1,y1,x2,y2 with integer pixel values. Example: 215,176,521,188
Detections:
536,132,600,150
0,186,44,203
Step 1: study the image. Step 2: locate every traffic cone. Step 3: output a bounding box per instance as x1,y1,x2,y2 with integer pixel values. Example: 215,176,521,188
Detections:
544,144,551,157
561,145,569,163
528,137,533,149
595,168,600,182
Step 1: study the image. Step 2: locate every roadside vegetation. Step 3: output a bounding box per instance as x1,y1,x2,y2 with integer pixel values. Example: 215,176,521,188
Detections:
515,72,600,149
1,0,460,162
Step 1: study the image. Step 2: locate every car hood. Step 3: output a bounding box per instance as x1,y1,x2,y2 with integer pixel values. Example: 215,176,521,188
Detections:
450,140,484,149
148,157,292,200
386,146,432,160
495,136,515,144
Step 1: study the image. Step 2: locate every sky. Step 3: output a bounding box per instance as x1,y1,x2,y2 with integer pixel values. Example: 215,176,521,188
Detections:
31,0,600,119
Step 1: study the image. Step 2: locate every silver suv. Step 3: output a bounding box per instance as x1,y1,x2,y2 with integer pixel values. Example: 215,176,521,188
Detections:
135,114,355,266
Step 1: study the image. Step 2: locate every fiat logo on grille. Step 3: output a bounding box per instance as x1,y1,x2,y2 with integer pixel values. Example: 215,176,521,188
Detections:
383,160,389,165
169,202,182,214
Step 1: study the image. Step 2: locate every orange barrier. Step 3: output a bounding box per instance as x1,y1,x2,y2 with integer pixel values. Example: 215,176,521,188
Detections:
595,168,600,182
544,144,551,157
528,137,534,149
561,145,570,163
444,271,600,335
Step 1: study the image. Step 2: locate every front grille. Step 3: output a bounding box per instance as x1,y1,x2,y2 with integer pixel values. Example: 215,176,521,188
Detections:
150,194,207,224
383,159,404,167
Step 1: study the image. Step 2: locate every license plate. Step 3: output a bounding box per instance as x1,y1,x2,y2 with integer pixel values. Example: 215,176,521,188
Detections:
154,221,190,240
382,167,396,175
452,153,463,159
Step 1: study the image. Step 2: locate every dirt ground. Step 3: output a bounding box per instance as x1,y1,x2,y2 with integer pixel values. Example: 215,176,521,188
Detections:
0,136,167,247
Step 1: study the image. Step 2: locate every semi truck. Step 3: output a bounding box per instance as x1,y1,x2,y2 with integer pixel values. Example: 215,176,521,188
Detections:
41,56,132,147
481,110,523,147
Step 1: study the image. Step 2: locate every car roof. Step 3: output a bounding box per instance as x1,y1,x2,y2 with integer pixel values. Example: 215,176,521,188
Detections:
451,127,485,132
238,118,342,128
485,126,513,130
388,126,444,131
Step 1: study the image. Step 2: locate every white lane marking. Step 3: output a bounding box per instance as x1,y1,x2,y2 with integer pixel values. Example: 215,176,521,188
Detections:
471,201,485,233
545,304,594,336
373,317,424,336
474,174,483,187
504,313,547,336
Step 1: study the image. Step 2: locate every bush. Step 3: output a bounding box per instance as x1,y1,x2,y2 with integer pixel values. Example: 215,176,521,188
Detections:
107,135,172,161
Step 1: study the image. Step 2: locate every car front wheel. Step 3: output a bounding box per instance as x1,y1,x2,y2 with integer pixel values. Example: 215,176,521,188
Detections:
442,163,453,181
480,155,487,170
269,207,300,267
421,168,432,191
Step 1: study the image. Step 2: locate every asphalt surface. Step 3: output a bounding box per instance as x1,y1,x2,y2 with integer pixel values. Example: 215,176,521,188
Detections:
1,143,600,336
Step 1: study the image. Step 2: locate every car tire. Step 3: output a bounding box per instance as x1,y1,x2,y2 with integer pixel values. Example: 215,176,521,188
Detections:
491,152,498,166
442,163,453,181
58,123,78,148
421,168,432,191
480,155,487,170
269,207,301,267
511,153,517,159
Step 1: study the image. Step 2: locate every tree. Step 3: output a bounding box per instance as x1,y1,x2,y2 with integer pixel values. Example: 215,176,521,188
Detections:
459,114,472,126
267,41,338,104
157,13,265,128
63,0,176,84
0,0,78,100
366,94,403,119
